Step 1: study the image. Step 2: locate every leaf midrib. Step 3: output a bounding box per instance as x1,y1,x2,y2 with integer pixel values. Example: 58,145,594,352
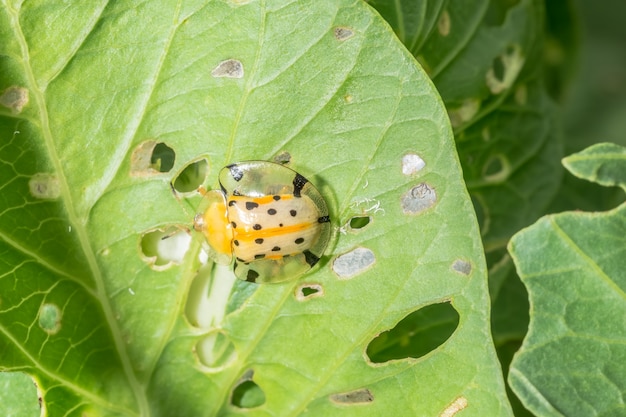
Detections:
4,1,189,413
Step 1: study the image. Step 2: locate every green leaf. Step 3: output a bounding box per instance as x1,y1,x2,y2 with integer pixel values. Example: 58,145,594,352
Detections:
367,3,568,412
547,0,626,217
562,142,626,191
1,0,510,415
0,372,40,417
368,0,564,250
508,143,626,417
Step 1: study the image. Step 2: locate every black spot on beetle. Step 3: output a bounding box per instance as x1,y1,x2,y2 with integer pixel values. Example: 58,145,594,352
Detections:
295,237,304,244
290,210,297,217
228,164,244,181
267,208,277,215
246,201,259,210
318,215,330,223
233,240,240,246
228,200,237,206
231,221,237,228
254,254,265,259
253,224,262,230
292,173,308,197
236,257,246,263
232,189,242,196
273,195,281,201
272,246,281,252
246,269,259,282
255,238,264,244
303,250,320,267
279,223,283,227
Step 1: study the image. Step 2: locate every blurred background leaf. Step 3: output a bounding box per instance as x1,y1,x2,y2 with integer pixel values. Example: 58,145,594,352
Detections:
367,0,626,415
508,143,626,417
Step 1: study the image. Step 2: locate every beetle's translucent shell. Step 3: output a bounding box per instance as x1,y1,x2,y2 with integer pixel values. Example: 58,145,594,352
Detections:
195,161,331,284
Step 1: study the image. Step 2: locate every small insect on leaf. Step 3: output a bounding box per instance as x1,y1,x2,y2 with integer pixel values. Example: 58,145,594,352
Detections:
194,161,332,284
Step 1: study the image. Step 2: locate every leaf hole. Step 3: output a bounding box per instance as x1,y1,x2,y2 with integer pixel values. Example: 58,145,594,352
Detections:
402,153,426,175
401,183,437,215
150,142,176,172
140,227,191,270
196,330,237,371
332,247,376,279
273,151,292,164
440,396,468,416
452,259,472,276
491,55,506,83
329,388,374,405
0,86,29,113
130,141,176,176
29,173,60,200
212,59,244,78
349,215,371,230
231,371,265,409
38,303,62,335
172,159,209,193
295,284,324,301
334,26,354,41
486,45,525,94
482,154,510,183
366,302,459,364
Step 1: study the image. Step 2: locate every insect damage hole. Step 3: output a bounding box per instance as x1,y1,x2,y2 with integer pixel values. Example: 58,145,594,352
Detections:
366,302,459,364
332,247,375,279
29,173,60,199
212,59,244,78
130,141,175,176
330,388,374,405
401,183,437,214
196,330,237,371
486,45,525,94
273,151,292,164
348,215,371,230
447,99,480,128
231,370,265,409
402,153,426,175
334,26,354,41
38,303,62,335
172,159,209,193
482,154,510,183
295,283,324,301
140,227,191,270
452,259,472,276
0,86,29,113
437,10,451,36
440,397,468,417
186,263,237,329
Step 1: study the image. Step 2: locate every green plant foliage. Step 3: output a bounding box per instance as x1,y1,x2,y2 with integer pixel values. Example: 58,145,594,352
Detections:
0,372,40,416
367,1,573,415
508,143,626,417
550,0,626,217
0,0,509,416
370,0,564,252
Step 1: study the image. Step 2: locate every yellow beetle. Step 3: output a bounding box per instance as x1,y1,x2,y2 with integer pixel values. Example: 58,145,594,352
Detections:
194,161,331,284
